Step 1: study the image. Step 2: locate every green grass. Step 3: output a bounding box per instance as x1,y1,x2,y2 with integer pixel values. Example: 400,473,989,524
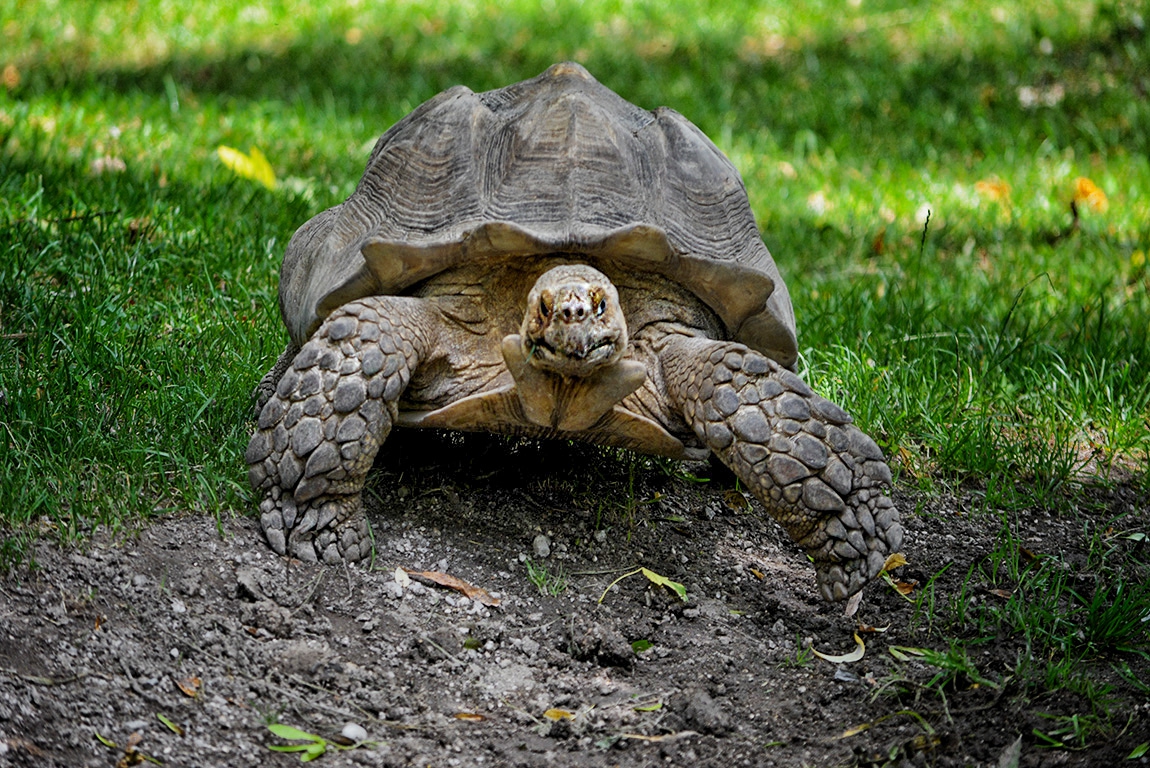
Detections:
1,0,1148,738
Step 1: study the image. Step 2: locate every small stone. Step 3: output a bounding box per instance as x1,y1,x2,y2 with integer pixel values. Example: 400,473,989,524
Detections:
532,534,551,559
341,723,368,743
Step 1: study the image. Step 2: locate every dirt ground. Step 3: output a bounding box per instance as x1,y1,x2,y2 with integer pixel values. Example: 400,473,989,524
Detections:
2,431,1148,768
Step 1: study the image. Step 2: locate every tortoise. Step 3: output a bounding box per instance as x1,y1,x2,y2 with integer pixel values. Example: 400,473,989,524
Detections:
245,62,902,601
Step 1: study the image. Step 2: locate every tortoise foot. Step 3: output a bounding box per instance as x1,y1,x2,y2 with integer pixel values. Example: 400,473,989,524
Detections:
660,336,904,601
260,488,371,564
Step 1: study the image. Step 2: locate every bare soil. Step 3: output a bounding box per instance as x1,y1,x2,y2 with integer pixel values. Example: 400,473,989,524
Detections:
2,431,1148,767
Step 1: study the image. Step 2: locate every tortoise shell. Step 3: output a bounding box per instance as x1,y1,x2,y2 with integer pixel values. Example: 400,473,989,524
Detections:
278,62,797,368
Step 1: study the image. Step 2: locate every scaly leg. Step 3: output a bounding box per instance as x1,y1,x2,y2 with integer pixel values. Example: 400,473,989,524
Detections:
245,297,436,563
659,335,903,601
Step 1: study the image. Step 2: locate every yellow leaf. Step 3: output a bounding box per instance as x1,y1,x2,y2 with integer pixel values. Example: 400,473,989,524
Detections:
812,633,865,663
1072,176,1108,213
543,708,574,721
453,712,486,722
217,145,277,190
882,553,908,572
839,722,871,738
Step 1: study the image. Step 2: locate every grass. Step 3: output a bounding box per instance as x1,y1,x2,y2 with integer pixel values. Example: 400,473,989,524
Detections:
1,0,1148,748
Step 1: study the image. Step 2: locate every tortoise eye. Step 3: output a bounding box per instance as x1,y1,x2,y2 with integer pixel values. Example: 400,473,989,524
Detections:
595,297,607,316
539,293,552,317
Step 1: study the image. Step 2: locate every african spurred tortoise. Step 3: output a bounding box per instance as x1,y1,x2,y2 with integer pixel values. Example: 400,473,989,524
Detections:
245,62,903,601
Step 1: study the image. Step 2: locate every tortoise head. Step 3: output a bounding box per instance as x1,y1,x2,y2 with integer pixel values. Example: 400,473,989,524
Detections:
520,264,627,377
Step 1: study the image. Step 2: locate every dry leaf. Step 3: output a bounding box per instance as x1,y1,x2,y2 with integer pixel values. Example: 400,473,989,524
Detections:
403,569,500,606
543,708,575,721
882,553,908,571
812,633,865,663
453,712,486,722
749,568,764,580
176,676,202,697
893,579,917,596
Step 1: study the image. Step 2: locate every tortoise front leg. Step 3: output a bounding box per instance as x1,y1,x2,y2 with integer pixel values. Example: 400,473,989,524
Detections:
658,335,903,601
244,297,436,564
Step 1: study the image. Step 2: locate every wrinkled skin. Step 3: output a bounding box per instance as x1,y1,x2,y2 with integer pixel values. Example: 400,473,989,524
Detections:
246,263,902,601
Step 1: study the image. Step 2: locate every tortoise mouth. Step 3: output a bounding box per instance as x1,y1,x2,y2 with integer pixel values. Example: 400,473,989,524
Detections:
527,333,622,374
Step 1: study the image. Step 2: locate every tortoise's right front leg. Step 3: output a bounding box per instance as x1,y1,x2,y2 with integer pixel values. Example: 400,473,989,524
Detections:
244,297,437,564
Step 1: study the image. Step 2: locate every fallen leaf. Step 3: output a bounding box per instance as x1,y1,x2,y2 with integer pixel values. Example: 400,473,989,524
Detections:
403,569,500,606
640,567,688,602
812,633,865,663
749,568,764,580
176,676,202,697
1072,177,1108,213
882,553,908,571
988,588,1013,600
217,145,277,190
95,731,118,748
543,708,575,721
893,579,917,596
633,700,662,712
1019,547,1039,563
453,712,486,722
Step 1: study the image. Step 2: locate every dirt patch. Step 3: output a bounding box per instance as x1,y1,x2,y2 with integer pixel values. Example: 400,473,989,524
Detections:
2,432,1147,767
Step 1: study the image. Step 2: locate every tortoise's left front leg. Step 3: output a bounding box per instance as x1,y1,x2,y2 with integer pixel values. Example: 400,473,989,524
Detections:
658,334,903,601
